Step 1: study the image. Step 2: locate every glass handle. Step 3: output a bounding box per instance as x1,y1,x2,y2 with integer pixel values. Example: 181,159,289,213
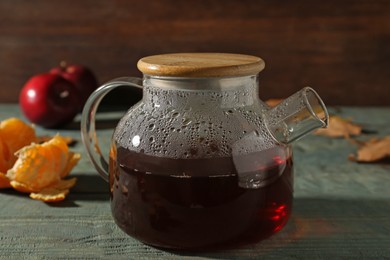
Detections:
80,77,143,182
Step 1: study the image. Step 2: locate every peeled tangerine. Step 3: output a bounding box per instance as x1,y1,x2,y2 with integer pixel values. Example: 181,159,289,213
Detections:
0,118,37,188
0,118,80,202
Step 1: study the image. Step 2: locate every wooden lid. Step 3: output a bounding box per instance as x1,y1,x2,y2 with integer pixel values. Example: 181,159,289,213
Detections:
137,53,265,77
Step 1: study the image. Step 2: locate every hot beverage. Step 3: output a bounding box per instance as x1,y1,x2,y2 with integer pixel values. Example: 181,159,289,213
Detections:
110,147,293,249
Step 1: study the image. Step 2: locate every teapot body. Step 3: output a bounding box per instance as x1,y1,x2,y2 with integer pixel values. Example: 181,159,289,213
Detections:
108,75,294,249
82,53,328,250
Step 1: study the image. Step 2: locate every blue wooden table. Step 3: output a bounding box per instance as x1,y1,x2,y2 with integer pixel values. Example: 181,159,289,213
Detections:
0,105,389,259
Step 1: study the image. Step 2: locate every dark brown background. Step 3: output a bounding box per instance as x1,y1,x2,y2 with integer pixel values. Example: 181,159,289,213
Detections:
0,0,389,105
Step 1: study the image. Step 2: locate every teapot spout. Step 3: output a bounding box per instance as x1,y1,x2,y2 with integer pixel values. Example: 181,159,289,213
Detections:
264,87,329,145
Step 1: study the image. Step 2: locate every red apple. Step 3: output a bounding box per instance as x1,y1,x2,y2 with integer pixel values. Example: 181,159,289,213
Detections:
19,73,81,128
50,62,98,110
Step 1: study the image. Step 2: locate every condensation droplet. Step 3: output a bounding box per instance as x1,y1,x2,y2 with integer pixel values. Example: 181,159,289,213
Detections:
182,118,192,126
225,109,234,115
132,135,141,147
172,112,180,118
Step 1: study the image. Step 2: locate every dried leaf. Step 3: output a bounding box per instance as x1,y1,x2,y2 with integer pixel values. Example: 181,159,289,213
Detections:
314,115,362,138
349,136,390,162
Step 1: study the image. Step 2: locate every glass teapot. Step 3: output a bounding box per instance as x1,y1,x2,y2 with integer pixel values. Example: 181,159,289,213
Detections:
81,53,328,249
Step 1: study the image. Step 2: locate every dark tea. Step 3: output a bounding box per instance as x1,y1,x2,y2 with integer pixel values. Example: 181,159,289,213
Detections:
110,147,293,249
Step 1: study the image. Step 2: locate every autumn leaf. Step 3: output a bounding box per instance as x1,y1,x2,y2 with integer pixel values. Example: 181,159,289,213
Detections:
314,115,362,138
349,135,390,162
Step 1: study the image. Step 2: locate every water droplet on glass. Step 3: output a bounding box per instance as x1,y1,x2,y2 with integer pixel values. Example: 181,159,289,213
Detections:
166,107,175,113
225,109,234,115
172,112,180,118
132,135,141,147
182,118,192,126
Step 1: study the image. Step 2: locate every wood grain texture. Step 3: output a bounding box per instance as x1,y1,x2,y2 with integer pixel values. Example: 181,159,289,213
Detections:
0,1,389,105
137,53,265,77
1,104,390,258
0,196,389,259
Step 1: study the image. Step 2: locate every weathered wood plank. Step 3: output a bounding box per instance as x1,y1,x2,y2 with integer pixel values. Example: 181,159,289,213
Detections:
0,197,389,259
0,105,390,258
0,1,389,105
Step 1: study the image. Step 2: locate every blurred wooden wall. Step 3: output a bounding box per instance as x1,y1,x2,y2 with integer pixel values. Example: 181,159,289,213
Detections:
0,0,389,105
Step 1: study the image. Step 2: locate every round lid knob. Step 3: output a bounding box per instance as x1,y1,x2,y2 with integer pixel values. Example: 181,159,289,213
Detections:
137,53,265,77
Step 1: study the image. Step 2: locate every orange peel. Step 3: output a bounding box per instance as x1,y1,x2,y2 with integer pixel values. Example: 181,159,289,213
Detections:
0,118,37,176
314,115,362,138
0,117,80,202
0,117,37,153
0,138,11,187
0,138,10,174
29,178,77,202
6,135,80,202
0,172,10,188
